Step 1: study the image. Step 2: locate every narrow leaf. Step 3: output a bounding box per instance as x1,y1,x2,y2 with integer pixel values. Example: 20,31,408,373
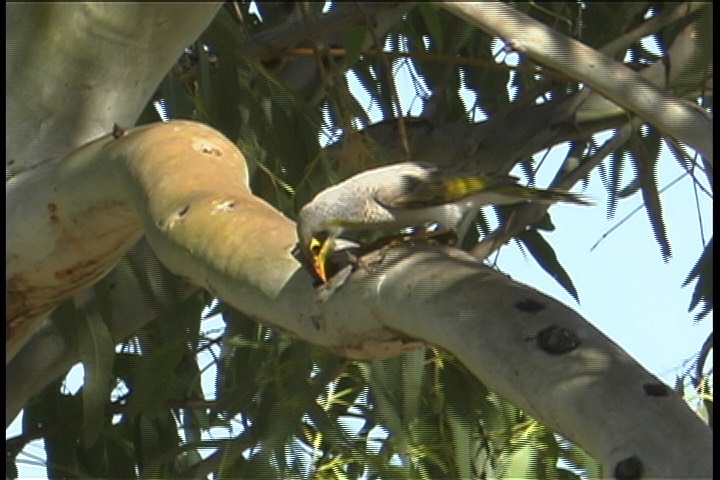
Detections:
517,229,580,302
682,237,713,321
77,309,115,447
343,24,369,68
417,4,444,52
445,406,472,479
400,348,426,424
634,128,672,261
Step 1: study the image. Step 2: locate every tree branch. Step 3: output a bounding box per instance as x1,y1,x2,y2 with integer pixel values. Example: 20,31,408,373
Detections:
237,2,409,60
440,2,713,163
374,245,713,478
7,121,711,477
6,3,224,177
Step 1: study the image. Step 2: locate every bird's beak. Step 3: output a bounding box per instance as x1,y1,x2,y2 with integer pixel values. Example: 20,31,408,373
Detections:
309,237,330,283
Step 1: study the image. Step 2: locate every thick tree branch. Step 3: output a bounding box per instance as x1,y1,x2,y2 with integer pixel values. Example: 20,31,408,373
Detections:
375,245,712,478
6,3,224,177
7,121,712,478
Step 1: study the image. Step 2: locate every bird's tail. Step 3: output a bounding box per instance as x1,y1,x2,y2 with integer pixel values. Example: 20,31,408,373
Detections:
490,185,592,206
440,174,592,206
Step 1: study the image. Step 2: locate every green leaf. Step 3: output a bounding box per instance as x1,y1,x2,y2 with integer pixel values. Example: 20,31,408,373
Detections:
417,4,444,53
400,348,426,424
78,428,136,479
344,24,369,68
533,212,557,232
517,229,580,303
24,379,84,479
445,406,472,479
125,343,185,421
77,308,115,448
632,127,672,261
682,237,713,321
366,359,407,448
499,442,540,479
607,149,625,219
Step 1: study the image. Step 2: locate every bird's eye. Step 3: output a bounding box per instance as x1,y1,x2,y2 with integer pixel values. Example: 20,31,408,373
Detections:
401,174,423,193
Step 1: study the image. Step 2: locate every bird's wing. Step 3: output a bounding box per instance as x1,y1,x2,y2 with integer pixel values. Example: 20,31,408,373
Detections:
377,165,523,209
375,164,452,209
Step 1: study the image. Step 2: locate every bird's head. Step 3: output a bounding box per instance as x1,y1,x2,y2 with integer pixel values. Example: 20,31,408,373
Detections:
296,229,338,284
298,222,362,284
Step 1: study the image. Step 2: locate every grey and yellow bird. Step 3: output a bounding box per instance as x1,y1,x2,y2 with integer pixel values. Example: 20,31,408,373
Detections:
297,162,590,283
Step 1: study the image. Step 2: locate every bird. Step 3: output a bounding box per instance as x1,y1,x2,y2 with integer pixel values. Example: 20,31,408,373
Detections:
297,161,591,283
